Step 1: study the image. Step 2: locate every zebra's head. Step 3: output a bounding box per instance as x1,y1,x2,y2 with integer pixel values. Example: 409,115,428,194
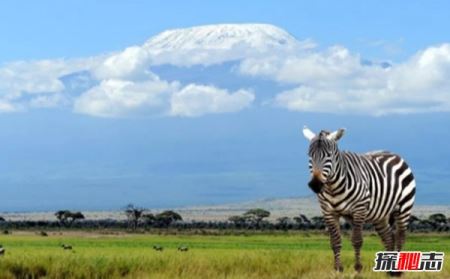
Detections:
302,126,345,194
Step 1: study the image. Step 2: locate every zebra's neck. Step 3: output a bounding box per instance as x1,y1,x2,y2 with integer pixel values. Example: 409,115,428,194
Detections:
324,151,349,194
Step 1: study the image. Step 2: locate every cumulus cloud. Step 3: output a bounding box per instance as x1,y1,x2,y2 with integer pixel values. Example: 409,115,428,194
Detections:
73,78,178,117
0,25,266,117
93,46,153,80
0,100,19,113
0,61,64,98
0,58,99,97
239,46,387,86
1,24,450,116
240,43,450,115
170,84,254,117
74,80,254,118
0,57,101,112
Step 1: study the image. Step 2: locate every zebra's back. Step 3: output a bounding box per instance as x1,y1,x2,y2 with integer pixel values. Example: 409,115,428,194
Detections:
360,151,416,223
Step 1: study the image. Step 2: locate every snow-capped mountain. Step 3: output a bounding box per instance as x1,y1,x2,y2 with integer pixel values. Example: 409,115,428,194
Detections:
140,23,308,66
95,23,308,77
145,23,299,52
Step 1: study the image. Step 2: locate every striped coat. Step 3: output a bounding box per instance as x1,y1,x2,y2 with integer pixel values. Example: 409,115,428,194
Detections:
303,127,415,275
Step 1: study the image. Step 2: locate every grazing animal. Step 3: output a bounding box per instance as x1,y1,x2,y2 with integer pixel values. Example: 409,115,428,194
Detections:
0,247,5,256
153,245,163,251
302,127,415,275
61,244,72,250
178,246,189,252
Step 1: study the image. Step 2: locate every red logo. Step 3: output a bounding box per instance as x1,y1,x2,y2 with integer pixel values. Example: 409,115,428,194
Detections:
374,251,444,272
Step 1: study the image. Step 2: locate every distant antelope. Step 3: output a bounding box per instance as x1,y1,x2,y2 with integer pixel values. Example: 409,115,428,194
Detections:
153,245,163,251
61,244,72,250
178,246,189,252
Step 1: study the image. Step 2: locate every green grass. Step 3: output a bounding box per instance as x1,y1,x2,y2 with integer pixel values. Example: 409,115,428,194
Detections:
0,231,449,278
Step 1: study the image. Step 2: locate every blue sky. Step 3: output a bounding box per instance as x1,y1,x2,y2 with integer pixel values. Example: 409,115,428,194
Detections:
2,1,450,62
1,1,450,211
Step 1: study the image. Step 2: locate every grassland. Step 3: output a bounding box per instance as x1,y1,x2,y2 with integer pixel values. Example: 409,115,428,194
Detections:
0,231,449,278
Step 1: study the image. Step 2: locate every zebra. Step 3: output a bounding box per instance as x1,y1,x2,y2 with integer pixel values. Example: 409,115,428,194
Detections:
302,127,416,275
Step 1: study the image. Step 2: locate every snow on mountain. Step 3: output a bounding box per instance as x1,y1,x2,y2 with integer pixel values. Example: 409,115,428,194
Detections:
143,23,311,66
145,24,299,52
95,24,309,75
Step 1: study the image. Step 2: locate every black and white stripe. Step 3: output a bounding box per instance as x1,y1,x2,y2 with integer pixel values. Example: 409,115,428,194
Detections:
303,127,416,274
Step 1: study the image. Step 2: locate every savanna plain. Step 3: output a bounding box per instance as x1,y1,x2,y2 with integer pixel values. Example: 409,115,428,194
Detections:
0,231,449,279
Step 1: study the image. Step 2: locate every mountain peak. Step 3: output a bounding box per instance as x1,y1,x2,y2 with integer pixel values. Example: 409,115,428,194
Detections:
144,23,298,52
140,23,306,66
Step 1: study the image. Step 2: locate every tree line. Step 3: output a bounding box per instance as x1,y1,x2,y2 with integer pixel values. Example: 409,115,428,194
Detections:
1,206,449,233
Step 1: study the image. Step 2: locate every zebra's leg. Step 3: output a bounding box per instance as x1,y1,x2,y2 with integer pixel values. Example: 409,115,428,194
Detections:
324,213,343,272
386,208,413,277
374,218,395,251
395,210,411,251
374,218,403,277
377,215,401,278
351,212,365,272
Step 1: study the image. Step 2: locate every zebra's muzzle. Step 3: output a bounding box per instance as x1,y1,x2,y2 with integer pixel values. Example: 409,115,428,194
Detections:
308,176,325,194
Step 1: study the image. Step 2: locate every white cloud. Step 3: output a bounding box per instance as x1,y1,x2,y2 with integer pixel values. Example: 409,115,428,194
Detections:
0,100,20,113
241,43,450,115
0,57,101,113
1,24,450,116
0,60,64,99
170,84,255,117
74,80,254,118
240,46,387,87
239,56,284,77
275,86,390,114
93,46,153,80
74,78,178,117
0,58,99,98
389,44,450,93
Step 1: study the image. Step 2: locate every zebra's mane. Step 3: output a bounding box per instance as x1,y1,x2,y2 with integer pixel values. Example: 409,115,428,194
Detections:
364,150,391,156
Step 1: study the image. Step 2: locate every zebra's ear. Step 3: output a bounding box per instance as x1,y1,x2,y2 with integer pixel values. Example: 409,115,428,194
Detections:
327,128,345,141
302,126,316,141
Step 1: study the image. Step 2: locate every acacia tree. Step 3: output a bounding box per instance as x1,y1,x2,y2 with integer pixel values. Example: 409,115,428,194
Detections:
276,216,291,230
294,214,311,224
154,210,183,228
69,211,85,226
311,216,326,229
293,214,311,229
428,213,448,230
429,213,447,224
142,213,155,226
55,210,70,225
243,208,270,227
124,204,145,231
55,210,85,227
228,215,247,227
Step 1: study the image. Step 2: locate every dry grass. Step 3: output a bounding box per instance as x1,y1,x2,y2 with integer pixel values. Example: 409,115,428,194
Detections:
0,232,448,278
